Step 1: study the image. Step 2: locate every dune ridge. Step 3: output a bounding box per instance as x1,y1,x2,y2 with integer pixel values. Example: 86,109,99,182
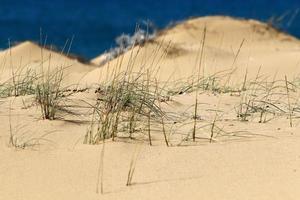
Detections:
0,41,96,86
88,16,300,87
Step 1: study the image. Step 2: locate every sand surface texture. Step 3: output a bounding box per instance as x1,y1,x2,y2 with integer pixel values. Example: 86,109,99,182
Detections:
1,16,300,200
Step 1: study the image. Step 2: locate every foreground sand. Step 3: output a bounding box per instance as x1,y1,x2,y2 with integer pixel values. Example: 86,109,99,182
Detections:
1,92,300,200
1,16,300,200
1,136,300,200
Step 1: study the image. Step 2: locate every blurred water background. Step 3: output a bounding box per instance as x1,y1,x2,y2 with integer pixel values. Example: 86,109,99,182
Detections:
0,0,299,58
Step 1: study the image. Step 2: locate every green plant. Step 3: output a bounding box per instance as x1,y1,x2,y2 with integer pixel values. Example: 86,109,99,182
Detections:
285,75,293,127
126,143,142,186
35,67,66,120
0,68,38,98
192,26,206,142
84,71,166,144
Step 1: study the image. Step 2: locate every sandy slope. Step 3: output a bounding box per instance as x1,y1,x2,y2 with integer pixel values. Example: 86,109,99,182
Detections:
1,16,300,200
1,138,300,200
0,41,96,86
91,52,111,66
88,16,300,85
1,91,300,200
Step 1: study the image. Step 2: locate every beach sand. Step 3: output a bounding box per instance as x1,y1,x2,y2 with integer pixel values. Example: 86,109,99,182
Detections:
1,16,300,200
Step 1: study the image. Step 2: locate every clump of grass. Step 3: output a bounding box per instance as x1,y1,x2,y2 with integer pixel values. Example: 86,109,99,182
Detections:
84,71,166,144
167,70,242,97
35,67,66,120
177,113,254,145
0,68,38,98
0,64,76,120
236,73,299,123
0,39,37,98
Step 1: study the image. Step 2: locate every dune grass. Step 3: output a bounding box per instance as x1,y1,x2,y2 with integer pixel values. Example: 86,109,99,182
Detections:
235,72,300,124
192,26,206,142
84,70,167,144
83,35,300,146
0,68,37,98
8,101,54,149
126,143,142,186
35,66,67,120
3,28,300,148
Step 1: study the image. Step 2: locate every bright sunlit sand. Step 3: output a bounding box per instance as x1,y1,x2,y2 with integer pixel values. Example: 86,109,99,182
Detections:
1,16,300,200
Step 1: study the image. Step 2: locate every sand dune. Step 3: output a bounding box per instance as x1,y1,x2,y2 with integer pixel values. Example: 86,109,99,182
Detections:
87,16,300,86
0,41,96,86
91,52,111,65
1,16,300,200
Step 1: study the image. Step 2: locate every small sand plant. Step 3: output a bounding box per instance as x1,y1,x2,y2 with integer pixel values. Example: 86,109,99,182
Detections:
192,26,206,142
126,143,142,186
236,71,299,124
84,71,166,144
285,75,293,127
35,67,66,120
0,68,38,98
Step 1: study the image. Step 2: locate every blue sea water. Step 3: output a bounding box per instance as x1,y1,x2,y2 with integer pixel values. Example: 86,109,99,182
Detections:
0,0,300,59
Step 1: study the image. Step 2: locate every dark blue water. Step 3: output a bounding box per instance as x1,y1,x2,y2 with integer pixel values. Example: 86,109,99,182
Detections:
1,0,300,59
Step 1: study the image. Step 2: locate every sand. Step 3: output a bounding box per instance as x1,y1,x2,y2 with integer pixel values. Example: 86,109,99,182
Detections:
1,16,300,200
0,41,96,87
86,16,300,85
